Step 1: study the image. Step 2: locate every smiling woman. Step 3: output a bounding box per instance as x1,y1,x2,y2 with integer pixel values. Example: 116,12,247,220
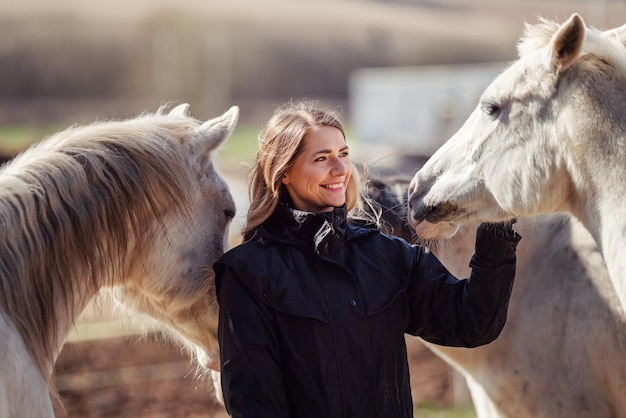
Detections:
212,99,521,418
281,124,353,213
240,101,365,241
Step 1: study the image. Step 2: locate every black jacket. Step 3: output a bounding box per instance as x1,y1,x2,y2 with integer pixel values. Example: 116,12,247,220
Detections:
214,204,520,418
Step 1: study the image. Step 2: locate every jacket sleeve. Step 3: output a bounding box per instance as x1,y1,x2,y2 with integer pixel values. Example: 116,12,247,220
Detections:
215,262,290,418
405,224,521,347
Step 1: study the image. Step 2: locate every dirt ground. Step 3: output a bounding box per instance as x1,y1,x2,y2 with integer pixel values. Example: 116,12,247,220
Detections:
53,335,227,418
53,333,456,417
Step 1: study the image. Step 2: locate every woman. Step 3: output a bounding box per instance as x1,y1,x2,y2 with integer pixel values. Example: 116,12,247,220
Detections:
214,100,521,418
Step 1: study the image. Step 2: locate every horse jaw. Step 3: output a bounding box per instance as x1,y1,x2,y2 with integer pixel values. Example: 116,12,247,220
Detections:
407,114,508,228
110,284,222,372
408,147,520,227
159,298,223,373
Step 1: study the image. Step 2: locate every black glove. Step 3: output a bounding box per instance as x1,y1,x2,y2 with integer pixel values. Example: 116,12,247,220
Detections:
479,218,520,242
475,218,521,263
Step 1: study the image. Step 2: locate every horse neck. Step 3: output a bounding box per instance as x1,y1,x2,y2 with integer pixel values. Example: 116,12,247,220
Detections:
5,252,106,376
37,269,102,373
568,146,626,309
582,207,626,309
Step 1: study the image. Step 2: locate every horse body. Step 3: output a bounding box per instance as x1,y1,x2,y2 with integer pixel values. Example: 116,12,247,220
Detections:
430,217,626,418
406,14,626,309
369,160,626,418
0,104,238,417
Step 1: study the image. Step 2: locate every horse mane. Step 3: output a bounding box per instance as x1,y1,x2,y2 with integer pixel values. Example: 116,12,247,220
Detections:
0,107,200,384
518,16,626,80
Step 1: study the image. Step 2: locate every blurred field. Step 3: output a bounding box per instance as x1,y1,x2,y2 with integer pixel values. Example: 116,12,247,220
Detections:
1,0,624,128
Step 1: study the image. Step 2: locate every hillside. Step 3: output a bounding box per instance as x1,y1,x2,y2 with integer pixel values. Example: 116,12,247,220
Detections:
0,0,624,126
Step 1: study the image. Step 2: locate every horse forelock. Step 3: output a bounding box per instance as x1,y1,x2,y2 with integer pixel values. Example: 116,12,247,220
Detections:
0,110,201,385
518,17,626,81
517,17,562,58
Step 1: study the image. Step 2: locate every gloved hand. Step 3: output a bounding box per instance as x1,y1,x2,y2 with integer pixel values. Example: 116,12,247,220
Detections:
479,218,520,242
475,218,521,263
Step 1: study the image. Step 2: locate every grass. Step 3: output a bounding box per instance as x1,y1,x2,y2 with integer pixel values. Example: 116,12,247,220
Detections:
0,125,55,153
219,124,260,166
0,121,359,166
415,403,477,418
0,121,260,162
0,122,263,163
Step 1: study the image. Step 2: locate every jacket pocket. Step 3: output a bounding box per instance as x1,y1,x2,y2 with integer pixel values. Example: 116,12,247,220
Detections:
261,275,330,323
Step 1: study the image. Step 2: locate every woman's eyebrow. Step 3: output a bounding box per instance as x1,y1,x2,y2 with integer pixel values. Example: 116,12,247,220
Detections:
310,146,349,156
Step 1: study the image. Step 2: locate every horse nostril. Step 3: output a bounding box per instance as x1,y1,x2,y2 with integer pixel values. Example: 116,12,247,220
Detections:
421,208,432,221
410,202,427,222
416,202,458,223
411,203,442,223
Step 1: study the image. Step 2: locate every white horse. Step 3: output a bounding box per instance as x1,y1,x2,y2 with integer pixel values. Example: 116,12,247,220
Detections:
0,104,238,417
368,166,626,418
407,14,626,311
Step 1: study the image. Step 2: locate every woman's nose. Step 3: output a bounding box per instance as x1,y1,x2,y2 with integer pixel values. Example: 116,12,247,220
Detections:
330,157,349,175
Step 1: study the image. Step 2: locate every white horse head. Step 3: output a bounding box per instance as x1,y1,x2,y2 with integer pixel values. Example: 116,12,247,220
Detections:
407,13,626,308
373,155,626,417
108,104,239,372
0,104,238,416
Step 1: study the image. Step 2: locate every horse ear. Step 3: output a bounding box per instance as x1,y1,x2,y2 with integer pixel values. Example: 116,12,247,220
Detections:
548,13,585,73
193,106,240,153
169,103,190,117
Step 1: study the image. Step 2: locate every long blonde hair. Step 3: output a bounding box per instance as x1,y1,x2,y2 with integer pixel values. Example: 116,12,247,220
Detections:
242,100,375,241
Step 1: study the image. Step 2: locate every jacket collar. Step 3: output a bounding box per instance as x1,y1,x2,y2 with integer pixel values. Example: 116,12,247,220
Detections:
257,203,374,249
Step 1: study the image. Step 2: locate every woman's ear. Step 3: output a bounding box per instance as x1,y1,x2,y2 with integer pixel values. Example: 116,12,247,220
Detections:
281,174,289,185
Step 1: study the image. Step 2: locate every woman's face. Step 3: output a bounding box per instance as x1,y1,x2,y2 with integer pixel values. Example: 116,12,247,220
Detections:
282,125,352,213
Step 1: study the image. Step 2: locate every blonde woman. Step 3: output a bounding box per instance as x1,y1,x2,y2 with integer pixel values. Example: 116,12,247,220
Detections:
214,100,520,418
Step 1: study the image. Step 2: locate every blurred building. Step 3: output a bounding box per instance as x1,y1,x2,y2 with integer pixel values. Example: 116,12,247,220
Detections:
349,62,505,156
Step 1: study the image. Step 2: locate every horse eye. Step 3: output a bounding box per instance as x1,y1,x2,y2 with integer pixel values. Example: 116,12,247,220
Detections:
224,208,236,220
481,102,500,117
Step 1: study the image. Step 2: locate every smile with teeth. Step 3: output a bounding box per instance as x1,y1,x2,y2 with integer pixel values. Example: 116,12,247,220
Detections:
322,183,344,190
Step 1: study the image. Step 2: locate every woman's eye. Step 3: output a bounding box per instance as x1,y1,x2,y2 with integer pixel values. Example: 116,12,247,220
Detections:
481,102,500,117
315,156,326,162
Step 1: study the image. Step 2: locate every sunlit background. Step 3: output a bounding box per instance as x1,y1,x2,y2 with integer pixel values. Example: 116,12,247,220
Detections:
1,1,624,417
